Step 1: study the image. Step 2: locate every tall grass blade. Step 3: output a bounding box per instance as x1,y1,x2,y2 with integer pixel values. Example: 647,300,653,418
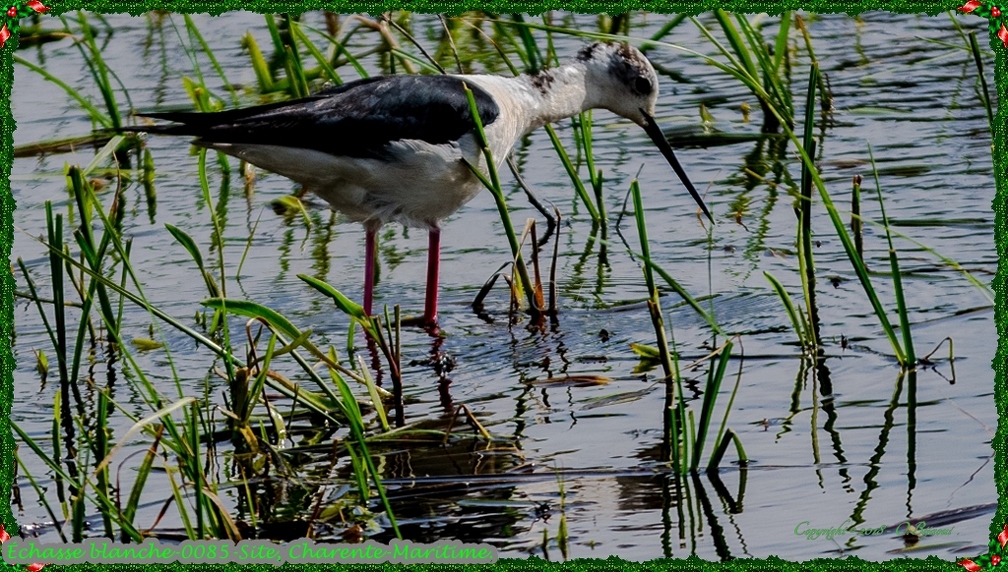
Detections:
797,64,821,349
290,19,342,85
968,31,994,131
692,341,732,471
242,32,275,92
712,11,758,79
123,426,163,530
461,82,539,317
95,389,113,538
335,361,399,538
629,180,677,380
14,55,111,127
264,13,284,54
81,134,125,177
772,12,791,73
734,14,790,117
296,22,369,79
851,174,863,262
640,14,688,53
868,145,915,366
201,298,302,340
707,428,747,470
161,463,196,540
764,271,808,346
645,260,727,338
182,14,239,106
70,12,122,129
544,124,599,221
45,204,73,408
92,397,197,477
710,337,746,470
15,454,67,542
511,14,543,72
14,420,145,541
299,274,367,321
166,223,220,297
747,59,907,363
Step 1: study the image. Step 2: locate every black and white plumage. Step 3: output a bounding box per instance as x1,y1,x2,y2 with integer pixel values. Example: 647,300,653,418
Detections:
130,41,713,326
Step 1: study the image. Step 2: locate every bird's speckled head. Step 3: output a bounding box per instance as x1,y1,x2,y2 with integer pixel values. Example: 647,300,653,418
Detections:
576,42,659,127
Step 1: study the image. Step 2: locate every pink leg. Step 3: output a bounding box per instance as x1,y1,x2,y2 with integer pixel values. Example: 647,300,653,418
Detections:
363,225,377,316
423,227,441,325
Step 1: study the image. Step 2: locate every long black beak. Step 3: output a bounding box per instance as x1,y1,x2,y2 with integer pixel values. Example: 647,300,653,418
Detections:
641,109,714,224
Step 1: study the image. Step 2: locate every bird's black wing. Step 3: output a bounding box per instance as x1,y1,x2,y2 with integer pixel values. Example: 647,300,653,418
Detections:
131,75,500,161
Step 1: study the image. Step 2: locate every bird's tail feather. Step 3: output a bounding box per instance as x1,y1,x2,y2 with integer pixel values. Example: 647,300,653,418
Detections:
123,95,327,135
120,121,200,136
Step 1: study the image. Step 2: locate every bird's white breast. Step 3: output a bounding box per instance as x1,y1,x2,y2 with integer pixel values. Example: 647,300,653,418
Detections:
205,139,489,229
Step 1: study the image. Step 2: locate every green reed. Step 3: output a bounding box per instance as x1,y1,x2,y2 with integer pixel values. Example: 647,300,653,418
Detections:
18,195,216,539
693,11,794,133
868,145,916,366
639,14,688,54
764,271,812,348
63,12,127,130
851,174,863,262
14,54,112,128
795,63,821,350
461,82,542,320
180,14,240,106
16,150,401,540
242,31,277,92
967,30,995,132
725,56,914,365
289,18,343,85
630,179,746,474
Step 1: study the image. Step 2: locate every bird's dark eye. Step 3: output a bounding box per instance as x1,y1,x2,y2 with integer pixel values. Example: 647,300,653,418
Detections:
634,77,652,95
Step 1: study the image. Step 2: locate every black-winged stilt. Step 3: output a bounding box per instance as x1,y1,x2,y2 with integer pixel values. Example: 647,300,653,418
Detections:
131,42,713,327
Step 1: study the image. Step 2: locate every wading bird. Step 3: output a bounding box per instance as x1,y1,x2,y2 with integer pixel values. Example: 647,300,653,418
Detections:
130,42,713,327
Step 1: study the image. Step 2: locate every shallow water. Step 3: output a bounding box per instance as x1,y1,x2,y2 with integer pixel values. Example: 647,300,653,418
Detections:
9,10,999,561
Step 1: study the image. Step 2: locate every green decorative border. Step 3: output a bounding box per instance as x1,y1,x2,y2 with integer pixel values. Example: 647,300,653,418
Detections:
994,0,1008,553
0,1,1002,570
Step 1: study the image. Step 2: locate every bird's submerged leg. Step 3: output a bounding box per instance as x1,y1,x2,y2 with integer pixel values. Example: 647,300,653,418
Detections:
363,225,378,316
423,227,441,326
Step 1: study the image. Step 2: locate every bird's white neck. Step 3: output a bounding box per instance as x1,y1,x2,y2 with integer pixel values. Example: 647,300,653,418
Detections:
462,62,596,132
460,63,601,166
512,63,592,133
